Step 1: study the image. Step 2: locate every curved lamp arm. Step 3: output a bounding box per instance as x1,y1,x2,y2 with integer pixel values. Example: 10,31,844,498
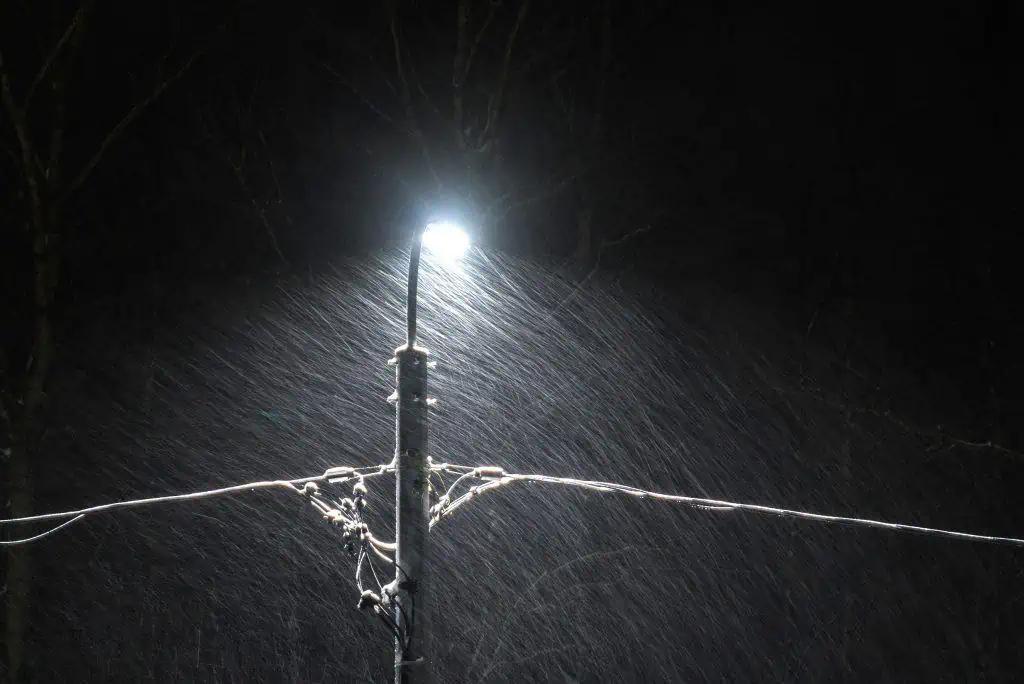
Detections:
406,221,468,348
406,227,425,349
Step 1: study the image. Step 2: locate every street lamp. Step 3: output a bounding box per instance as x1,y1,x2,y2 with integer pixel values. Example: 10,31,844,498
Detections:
422,220,470,264
406,221,469,348
392,220,469,683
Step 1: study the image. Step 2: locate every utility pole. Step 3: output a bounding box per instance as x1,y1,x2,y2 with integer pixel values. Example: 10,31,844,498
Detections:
390,220,468,682
392,233,432,683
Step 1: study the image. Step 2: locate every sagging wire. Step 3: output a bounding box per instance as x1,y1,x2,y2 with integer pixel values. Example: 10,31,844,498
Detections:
428,462,1024,548
0,464,390,545
0,460,412,642
11,453,1022,650
0,514,86,546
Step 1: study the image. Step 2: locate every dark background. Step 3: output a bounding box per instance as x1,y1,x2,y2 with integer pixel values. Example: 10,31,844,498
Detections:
3,1,1017,419
1,1,1019,681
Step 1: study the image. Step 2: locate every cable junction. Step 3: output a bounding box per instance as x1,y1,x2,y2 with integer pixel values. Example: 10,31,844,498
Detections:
0,462,423,648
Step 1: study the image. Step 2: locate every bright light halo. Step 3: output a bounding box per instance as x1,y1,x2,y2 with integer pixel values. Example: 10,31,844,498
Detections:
422,221,469,262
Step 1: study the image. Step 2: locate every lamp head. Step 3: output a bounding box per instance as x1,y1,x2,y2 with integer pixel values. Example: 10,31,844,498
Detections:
422,221,470,262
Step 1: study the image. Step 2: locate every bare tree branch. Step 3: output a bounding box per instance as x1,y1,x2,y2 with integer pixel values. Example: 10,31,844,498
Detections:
412,64,444,122
387,2,442,191
405,39,443,123
465,0,498,81
62,50,200,200
477,0,530,149
45,2,92,189
452,0,470,149
320,60,406,134
484,164,581,226
548,224,654,314
24,5,87,112
451,0,497,150
388,4,414,117
775,381,1024,461
259,130,295,233
0,49,43,232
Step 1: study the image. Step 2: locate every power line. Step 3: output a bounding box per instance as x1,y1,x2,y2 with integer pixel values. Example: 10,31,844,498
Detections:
0,514,85,546
5,460,1024,551
428,463,1024,548
0,464,390,546
0,461,422,648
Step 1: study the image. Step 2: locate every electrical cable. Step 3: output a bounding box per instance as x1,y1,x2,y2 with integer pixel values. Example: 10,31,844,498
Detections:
0,514,86,546
7,460,1023,548
429,463,1024,548
0,464,392,546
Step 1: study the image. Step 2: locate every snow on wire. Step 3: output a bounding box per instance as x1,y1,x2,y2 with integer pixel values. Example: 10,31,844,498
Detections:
4,459,1024,548
3,456,1023,647
427,462,1024,547
0,464,390,545
0,462,418,648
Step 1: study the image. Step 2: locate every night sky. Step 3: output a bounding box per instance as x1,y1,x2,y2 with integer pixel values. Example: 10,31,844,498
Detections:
6,2,1015,410
1,1,1018,681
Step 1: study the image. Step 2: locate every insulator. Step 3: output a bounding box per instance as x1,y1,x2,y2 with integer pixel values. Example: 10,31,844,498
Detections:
324,466,354,478
473,466,505,478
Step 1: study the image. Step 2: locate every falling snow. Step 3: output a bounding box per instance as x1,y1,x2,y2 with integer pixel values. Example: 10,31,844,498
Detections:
22,251,1022,681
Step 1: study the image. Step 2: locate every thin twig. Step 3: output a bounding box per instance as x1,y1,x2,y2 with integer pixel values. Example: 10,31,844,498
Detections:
25,6,86,110
63,50,200,200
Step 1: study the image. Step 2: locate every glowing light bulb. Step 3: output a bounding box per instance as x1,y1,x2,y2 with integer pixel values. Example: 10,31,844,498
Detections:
422,221,469,262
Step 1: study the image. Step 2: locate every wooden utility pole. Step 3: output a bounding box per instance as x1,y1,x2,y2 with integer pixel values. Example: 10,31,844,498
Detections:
392,233,432,683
